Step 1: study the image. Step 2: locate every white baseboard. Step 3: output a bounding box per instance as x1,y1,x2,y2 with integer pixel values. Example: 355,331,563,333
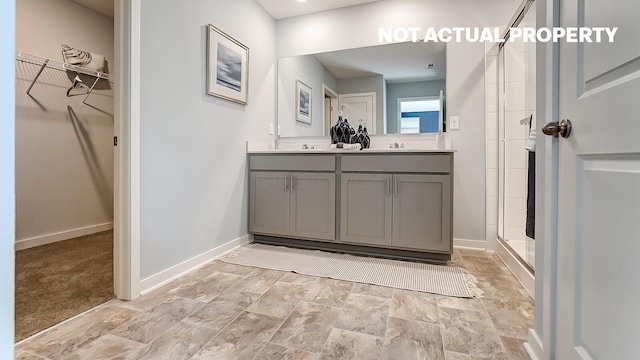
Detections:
15,222,114,251
495,240,535,298
453,238,486,250
139,234,252,296
524,329,543,360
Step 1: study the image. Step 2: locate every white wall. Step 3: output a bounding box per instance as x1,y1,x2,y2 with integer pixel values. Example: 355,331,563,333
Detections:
278,55,338,137
15,0,114,248
0,0,16,354
276,0,520,243
386,80,446,134
139,0,276,279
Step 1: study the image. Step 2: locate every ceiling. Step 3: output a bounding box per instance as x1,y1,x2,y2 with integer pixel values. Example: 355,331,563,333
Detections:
70,0,380,21
255,0,380,20
70,0,114,18
312,41,447,83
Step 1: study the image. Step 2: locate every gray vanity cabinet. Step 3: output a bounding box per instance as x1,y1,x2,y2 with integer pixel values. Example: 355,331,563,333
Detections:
289,172,336,240
340,174,393,246
249,171,290,237
340,173,451,252
340,154,453,254
392,174,451,252
249,171,336,240
249,152,453,260
249,155,337,241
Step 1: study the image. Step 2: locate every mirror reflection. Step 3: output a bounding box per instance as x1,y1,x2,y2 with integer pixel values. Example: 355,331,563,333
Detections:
277,42,446,138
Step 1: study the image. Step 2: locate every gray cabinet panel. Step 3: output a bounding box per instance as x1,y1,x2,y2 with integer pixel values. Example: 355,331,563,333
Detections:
392,174,451,252
249,172,290,236
341,154,451,173
340,174,392,246
250,155,335,171
290,173,336,240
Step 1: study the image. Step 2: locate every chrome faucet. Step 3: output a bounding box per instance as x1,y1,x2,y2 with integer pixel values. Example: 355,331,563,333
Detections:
302,144,309,149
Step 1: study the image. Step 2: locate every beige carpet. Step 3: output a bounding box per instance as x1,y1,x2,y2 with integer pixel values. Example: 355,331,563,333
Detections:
15,231,114,341
222,243,480,298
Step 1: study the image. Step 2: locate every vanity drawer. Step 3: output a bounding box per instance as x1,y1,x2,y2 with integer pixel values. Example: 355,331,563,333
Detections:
341,154,451,173
249,155,335,171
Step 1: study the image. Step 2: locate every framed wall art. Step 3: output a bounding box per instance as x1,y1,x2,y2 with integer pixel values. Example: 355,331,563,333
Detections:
295,79,312,124
207,24,249,105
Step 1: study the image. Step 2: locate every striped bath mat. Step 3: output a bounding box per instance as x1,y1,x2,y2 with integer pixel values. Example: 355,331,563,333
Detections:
221,243,480,298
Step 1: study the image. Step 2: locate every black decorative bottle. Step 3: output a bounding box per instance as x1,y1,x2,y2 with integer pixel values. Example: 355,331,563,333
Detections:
350,122,371,150
330,114,354,144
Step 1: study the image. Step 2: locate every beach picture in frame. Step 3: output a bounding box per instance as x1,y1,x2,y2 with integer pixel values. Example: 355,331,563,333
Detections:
296,80,312,124
207,24,249,105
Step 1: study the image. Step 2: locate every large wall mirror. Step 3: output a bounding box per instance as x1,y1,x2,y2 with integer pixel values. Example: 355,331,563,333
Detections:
277,42,446,138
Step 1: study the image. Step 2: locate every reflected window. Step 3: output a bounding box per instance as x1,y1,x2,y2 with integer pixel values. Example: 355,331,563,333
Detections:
398,96,442,134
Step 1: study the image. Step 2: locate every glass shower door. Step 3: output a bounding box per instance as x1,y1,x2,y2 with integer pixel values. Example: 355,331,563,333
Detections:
497,5,536,270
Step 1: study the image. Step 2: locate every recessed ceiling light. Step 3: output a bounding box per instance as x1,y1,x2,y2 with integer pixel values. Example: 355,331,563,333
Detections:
427,63,435,69
297,0,307,2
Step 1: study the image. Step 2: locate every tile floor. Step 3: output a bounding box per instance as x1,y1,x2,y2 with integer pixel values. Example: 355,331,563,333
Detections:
15,248,534,360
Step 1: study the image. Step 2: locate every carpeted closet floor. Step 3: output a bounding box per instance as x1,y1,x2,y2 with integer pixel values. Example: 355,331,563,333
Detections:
15,231,115,341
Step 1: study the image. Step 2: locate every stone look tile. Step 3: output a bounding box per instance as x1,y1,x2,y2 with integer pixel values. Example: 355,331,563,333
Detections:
444,350,474,359
14,350,49,360
461,256,512,277
320,328,384,360
208,260,256,276
17,304,139,360
232,268,286,294
437,296,486,312
134,321,217,360
335,293,391,337
304,278,353,307
483,297,534,340
391,289,439,324
110,297,203,344
184,290,260,332
64,334,144,360
173,271,242,302
18,247,536,360
247,281,307,318
279,272,320,286
351,283,394,298
257,343,319,360
270,301,341,353
383,317,444,360
191,311,283,360
501,336,531,360
475,275,530,301
439,307,508,359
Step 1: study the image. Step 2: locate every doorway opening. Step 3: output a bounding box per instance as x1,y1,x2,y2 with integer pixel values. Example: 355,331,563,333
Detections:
13,0,121,342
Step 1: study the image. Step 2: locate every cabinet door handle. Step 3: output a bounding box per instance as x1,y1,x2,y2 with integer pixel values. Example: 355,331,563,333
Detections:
387,176,391,196
394,177,398,197
291,176,295,191
284,175,289,191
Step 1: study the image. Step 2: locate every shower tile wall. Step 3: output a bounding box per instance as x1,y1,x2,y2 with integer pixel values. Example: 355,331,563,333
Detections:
503,34,530,249
485,43,499,246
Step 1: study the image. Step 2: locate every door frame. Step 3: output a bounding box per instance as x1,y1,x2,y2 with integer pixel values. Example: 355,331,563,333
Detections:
323,84,338,137
527,0,560,358
113,0,141,301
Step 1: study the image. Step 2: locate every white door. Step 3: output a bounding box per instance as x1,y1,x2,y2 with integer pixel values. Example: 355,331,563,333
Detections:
339,93,376,134
553,0,640,358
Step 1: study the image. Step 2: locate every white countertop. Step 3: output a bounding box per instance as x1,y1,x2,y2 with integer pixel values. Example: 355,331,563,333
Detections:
247,148,456,154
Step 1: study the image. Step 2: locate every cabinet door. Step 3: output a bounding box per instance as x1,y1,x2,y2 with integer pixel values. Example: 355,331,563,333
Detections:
392,174,451,252
290,173,336,241
340,173,392,246
249,172,289,236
